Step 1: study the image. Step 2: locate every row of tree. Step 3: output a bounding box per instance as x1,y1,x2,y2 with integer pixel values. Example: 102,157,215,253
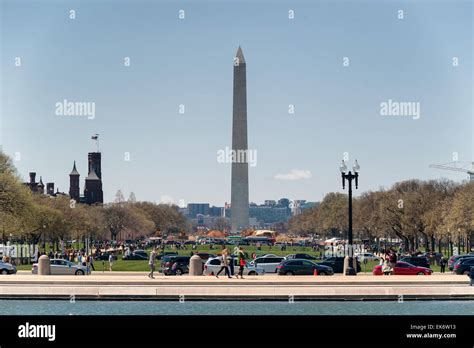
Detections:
0,151,188,245
289,179,474,253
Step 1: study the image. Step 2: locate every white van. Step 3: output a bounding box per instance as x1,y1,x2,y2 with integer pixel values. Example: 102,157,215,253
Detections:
251,256,285,273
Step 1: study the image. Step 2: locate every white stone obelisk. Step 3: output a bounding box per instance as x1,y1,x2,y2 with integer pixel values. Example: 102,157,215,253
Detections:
231,46,250,234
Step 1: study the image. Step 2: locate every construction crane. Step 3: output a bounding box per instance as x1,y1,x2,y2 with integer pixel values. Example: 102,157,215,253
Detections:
429,161,474,182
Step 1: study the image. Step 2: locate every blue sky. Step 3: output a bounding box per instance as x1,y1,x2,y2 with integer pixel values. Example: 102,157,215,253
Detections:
1,0,472,205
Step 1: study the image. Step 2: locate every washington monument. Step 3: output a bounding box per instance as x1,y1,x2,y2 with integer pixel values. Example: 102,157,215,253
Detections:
231,46,250,234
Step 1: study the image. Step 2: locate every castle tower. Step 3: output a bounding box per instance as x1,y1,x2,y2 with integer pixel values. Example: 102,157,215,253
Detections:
230,46,250,233
46,183,55,196
84,151,103,205
37,176,44,194
29,172,36,184
69,161,80,202
84,168,103,204
88,152,102,179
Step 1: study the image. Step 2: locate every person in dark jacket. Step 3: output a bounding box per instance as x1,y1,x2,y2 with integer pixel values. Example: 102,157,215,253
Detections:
440,258,447,273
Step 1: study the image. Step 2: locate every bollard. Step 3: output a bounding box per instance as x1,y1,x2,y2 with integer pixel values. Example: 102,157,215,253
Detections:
38,255,51,275
188,255,203,276
343,256,349,276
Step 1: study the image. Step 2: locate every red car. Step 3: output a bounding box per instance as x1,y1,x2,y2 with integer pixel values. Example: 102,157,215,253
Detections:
373,261,432,276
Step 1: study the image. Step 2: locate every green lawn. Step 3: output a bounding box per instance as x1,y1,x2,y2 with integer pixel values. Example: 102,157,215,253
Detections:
14,244,442,273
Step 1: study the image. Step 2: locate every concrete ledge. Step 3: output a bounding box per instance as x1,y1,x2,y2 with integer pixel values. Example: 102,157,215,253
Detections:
1,274,472,301
0,285,472,301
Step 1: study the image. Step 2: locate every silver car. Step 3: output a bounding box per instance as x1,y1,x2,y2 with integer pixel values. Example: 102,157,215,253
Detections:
0,261,17,274
32,259,87,275
203,257,265,276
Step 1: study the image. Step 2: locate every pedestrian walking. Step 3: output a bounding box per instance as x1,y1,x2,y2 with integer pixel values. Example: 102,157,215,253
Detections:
229,253,235,276
148,248,157,279
236,247,246,279
108,253,114,272
216,246,231,278
382,258,392,275
89,254,95,272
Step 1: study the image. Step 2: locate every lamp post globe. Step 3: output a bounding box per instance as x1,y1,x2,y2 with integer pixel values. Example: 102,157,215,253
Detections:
340,160,360,276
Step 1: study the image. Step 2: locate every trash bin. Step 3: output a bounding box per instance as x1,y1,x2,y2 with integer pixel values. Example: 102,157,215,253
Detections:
38,255,51,275
188,254,203,276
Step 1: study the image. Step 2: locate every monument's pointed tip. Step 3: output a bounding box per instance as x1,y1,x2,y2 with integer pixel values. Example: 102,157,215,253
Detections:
236,46,245,63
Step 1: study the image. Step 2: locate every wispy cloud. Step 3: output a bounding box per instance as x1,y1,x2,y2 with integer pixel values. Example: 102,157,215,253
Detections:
160,195,174,204
274,169,312,181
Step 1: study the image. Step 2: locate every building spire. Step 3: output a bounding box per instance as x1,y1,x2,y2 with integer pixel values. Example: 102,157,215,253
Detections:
86,167,100,181
70,160,80,176
236,46,245,64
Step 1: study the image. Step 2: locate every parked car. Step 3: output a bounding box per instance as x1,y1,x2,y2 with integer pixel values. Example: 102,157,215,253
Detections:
250,256,285,273
277,259,334,276
156,251,178,260
355,252,380,262
122,250,148,260
95,252,117,261
373,261,432,275
399,256,430,269
31,259,87,275
286,253,317,261
203,257,265,276
0,261,17,274
160,256,190,275
448,254,474,271
319,257,361,273
453,257,474,275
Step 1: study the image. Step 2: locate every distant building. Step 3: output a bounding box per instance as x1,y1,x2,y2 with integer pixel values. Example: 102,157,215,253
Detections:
24,172,68,197
187,203,210,218
224,198,294,227
249,204,289,224
68,152,104,205
46,183,55,196
24,172,44,194
23,148,104,205
209,206,224,217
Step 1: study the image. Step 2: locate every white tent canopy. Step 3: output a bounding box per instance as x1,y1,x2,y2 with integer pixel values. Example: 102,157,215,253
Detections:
254,230,276,236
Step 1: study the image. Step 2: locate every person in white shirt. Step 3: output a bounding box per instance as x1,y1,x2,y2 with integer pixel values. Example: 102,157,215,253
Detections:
108,254,114,272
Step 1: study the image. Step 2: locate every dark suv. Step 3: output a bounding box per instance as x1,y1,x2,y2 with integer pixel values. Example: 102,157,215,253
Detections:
319,257,361,273
286,253,317,260
399,256,430,269
449,254,474,271
277,259,333,276
160,256,190,275
454,257,474,275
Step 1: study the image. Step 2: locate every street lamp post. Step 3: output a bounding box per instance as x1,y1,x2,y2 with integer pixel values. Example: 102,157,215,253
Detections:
340,160,360,276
